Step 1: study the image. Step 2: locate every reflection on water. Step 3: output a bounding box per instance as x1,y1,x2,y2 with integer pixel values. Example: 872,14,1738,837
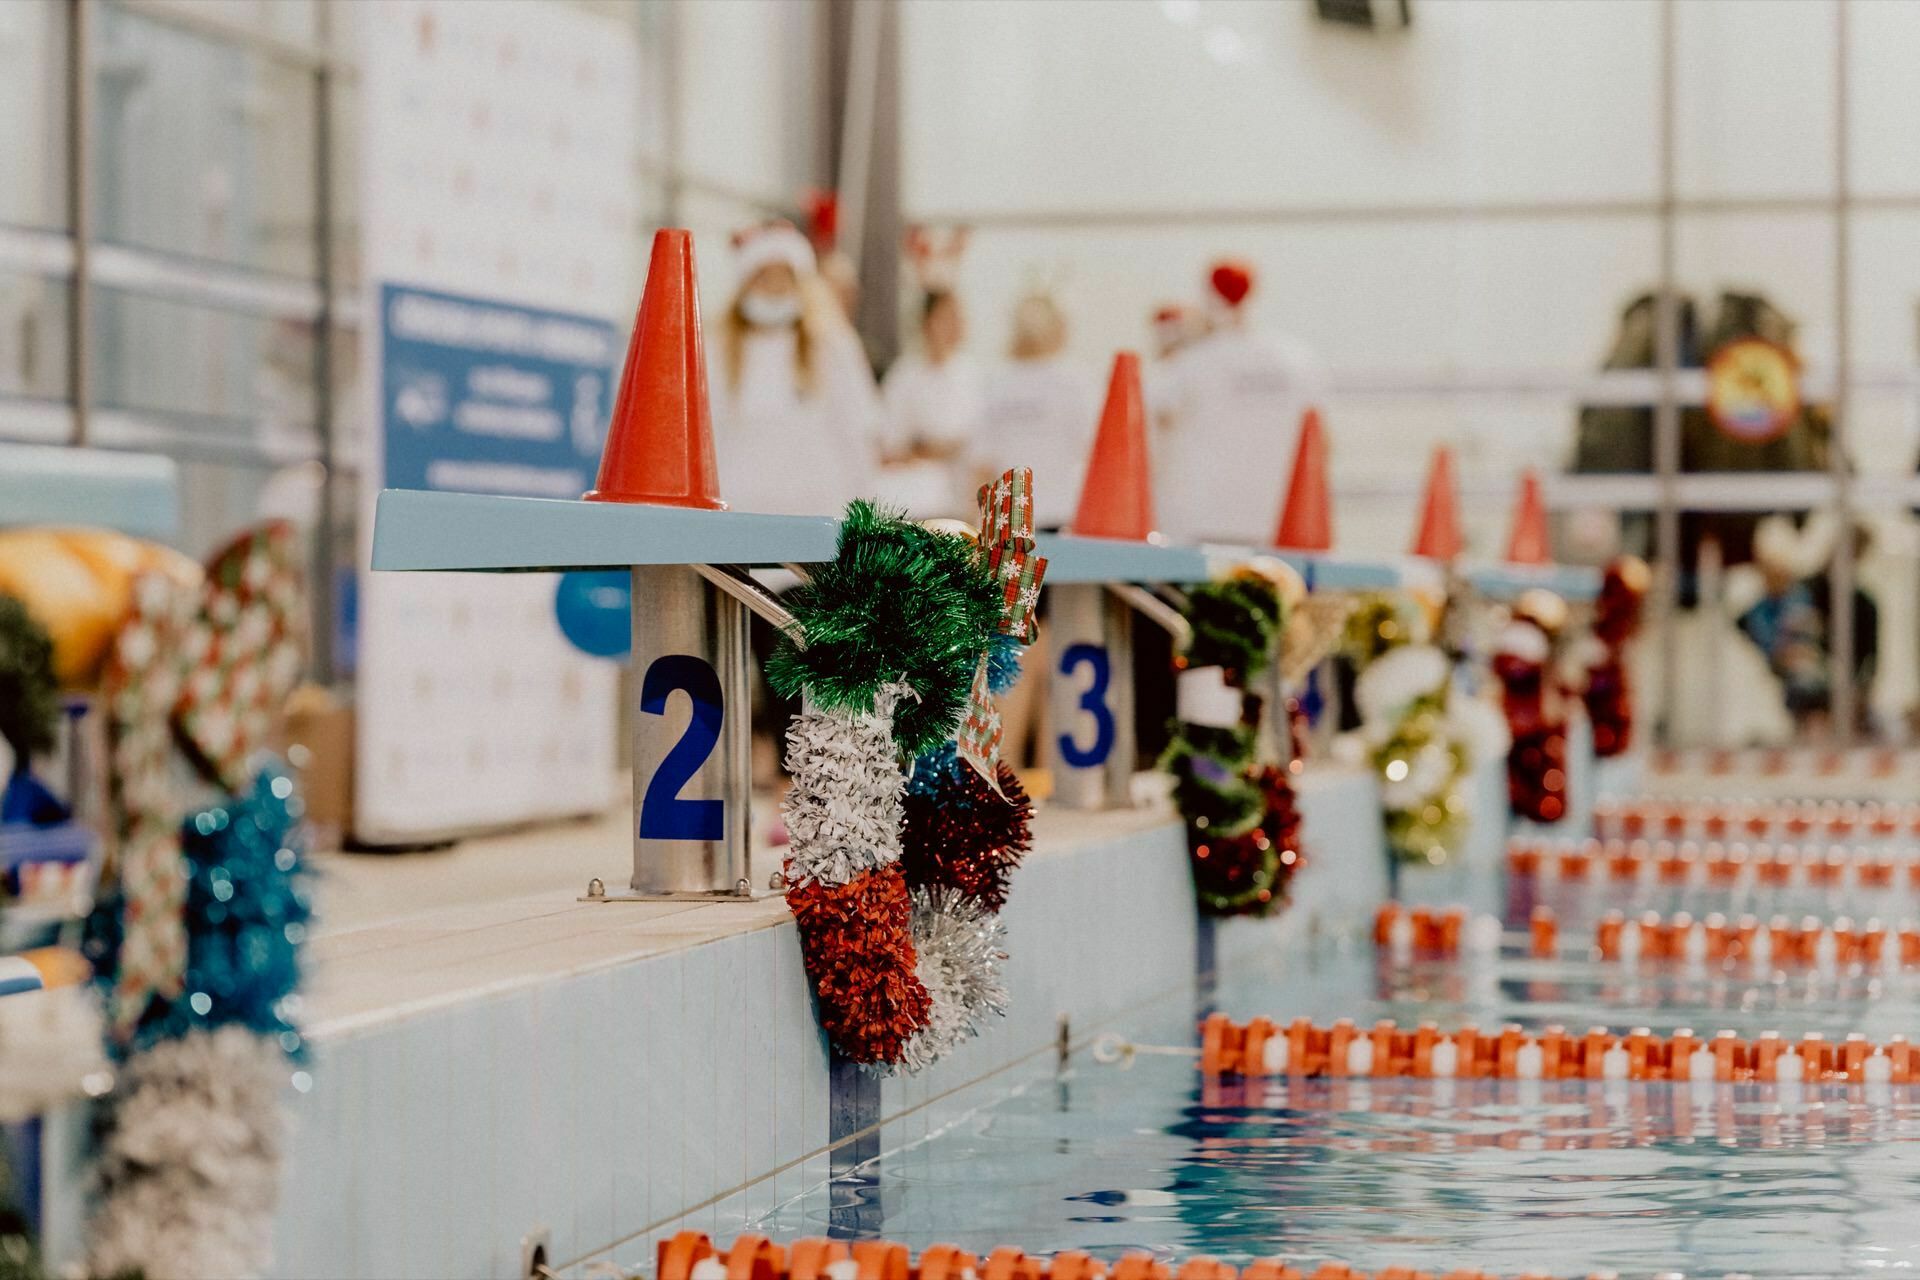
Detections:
751,934,1920,1277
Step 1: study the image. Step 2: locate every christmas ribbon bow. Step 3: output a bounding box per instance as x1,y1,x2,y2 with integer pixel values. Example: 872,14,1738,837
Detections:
103,522,306,1041
957,469,1048,784
976,468,1046,643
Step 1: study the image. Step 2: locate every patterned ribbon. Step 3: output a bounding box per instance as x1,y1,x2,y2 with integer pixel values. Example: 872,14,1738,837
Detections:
103,523,306,1041
956,469,1048,783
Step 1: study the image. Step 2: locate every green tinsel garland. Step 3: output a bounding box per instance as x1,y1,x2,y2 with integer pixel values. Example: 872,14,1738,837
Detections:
1338,591,1410,666
1367,688,1471,865
1184,578,1284,679
1162,721,1264,838
0,594,58,764
768,501,1000,758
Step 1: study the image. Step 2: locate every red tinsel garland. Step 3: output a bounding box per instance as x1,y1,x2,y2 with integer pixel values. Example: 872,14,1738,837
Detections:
1585,558,1647,759
898,762,1032,911
1493,642,1569,824
785,866,932,1064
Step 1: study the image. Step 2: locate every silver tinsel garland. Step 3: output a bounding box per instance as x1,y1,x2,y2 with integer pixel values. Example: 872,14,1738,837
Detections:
782,685,912,888
86,1025,290,1280
890,886,1009,1076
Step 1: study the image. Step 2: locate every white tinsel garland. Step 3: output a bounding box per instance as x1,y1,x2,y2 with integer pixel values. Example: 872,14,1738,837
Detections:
782,685,912,888
890,886,1009,1076
86,1026,289,1280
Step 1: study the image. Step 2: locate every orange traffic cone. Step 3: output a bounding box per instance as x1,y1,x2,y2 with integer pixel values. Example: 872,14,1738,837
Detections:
1071,352,1155,541
1505,468,1551,565
1273,406,1332,551
1410,446,1463,561
584,228,726,509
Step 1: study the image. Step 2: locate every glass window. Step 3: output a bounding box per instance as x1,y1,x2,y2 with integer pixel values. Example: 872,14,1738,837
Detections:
0,0,69,231
92,4,318,277
90,286,317,456
0,272,69,403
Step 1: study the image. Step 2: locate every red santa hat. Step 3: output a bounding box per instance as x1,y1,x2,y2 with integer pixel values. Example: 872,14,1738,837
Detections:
801,189,839,253
732,220,816,286
1207,258,1256,310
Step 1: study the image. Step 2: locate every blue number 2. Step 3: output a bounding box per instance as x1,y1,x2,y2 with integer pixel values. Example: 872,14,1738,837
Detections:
638,654,725,841
1056,642,1115,769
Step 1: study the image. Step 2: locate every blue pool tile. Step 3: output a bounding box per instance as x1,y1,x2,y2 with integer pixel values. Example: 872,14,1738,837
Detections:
354,1029,408,1278
573,968,619,1258
531,983,581,1263
611,958,653,1242
711,936,749,1197
644,951,687,1225
443,1001,497,1280
489,991,542,1275
743,932,777,1188
680,944,721,1209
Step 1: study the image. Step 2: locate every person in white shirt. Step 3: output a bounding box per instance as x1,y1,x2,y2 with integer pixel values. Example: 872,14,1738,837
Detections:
877,287,984,518
1156,259,1327,545
977,290,1099,530
711,221,877,517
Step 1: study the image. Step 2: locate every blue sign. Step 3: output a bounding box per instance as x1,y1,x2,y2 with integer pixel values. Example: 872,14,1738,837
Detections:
380,283,617,499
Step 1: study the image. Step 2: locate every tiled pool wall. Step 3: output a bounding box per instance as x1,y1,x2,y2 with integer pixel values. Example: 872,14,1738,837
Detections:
36,727,1616,1280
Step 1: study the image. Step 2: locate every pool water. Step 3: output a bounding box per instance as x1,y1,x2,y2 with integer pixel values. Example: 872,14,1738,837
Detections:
751,899,1920,1278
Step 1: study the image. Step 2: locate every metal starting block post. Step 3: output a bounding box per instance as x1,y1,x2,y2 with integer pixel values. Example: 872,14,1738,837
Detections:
370,488,837,900
1038,535,1206,811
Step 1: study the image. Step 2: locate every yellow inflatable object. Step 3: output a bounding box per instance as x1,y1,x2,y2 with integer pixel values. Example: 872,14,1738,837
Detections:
0,528,202,688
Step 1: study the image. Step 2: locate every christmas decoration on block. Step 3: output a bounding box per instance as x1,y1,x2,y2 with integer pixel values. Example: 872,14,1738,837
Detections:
774,472,1044,1072
1576,555,1649,758
1162,559,1307,916
1332,593,1508,867
78,520,311,1280
1198,1011,1920,1087
1491,589,1570,825
654,1229,1606,1280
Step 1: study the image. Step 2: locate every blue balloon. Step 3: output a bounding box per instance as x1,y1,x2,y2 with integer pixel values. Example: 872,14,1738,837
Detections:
554,570,631,658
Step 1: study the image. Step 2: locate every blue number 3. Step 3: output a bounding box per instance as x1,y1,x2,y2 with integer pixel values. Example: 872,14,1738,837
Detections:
638,654,725,841
1056,642,1115,769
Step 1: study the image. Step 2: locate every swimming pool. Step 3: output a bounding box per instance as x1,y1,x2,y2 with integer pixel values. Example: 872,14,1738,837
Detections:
750,902,1920,1277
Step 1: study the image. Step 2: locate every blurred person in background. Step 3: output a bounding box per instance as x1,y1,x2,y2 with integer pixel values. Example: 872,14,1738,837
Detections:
1738,514,1879,736
1145,302,1198,432
712,220,877,518
877,226,981,518
977,286,1098,531
1156,259,1327,544
976,284,1100,768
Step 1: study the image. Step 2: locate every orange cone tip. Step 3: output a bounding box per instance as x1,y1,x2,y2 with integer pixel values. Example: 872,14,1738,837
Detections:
1273,406,1332,552
584,228,726,509
1505,468,1551,565
1410,446,1463,561
1070,352,1155,541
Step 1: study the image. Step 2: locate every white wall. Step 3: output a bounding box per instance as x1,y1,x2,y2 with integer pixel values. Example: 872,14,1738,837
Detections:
899,0,1920,559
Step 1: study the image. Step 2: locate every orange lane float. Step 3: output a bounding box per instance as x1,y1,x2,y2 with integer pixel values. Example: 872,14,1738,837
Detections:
1592,909,1913,970
1374,904,1556,960
1507,835,1908,889
1196,1012,1918,1085
1593,796,1919,843
656,1232,1598,1280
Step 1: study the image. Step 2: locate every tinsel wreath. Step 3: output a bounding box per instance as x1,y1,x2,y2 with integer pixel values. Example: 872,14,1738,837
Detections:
900,741,1031,913
1161,576,1303,917
83,768,309,1280
1492,622,1568,824
767,500,1000,758
886,633,1030,1071
776,505,1001,1067
1584,557,1648,758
